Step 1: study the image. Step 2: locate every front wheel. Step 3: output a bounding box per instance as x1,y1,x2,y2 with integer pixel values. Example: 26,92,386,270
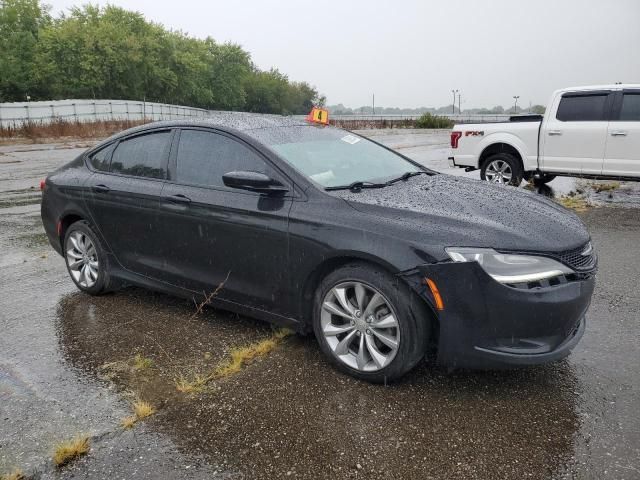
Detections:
313,263,430,383
64,220,111,295
480,153,523,186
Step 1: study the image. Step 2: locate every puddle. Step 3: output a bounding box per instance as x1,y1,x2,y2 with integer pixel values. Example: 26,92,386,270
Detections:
54,288,581,480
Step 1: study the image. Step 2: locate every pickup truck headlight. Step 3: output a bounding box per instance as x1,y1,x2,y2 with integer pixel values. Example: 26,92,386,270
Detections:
445,247,573,284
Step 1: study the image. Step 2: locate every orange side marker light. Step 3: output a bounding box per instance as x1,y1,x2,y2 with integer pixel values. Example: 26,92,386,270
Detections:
424,278,444,311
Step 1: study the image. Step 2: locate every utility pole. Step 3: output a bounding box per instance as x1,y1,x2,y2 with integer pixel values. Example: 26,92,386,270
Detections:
451,89,459,114
372,93,375,115
458,93,462,115
513,95,520,114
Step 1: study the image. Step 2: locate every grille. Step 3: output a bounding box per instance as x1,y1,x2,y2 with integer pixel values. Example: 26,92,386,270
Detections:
553,243,597,272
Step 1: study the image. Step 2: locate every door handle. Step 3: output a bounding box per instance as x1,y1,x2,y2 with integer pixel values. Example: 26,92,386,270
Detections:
164,194,192,204
91,184,110,193
611,131,628,136
548,130,562,136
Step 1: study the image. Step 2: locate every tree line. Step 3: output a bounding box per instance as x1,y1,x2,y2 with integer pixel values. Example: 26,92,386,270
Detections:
0,0,324,114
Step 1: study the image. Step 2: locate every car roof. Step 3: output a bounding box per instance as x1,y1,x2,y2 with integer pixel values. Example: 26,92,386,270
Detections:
112,112,310,138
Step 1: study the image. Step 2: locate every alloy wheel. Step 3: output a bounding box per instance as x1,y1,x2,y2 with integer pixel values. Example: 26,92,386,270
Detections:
321,281,400,372
485,159,513,184
66,230,99,288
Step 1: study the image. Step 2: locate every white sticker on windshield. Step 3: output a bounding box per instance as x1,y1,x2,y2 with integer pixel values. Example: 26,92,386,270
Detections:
341,134,361,145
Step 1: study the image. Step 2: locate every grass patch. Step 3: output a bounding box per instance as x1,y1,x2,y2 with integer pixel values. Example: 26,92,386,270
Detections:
591,182,620,193
133,353,153,371
53,435,90,467
175,328,293,393
121,416,137,429
557,196,591,212
0,469,25,480
121,399,156,429
133,400,155,419
0,118,149,142
414,112,454,129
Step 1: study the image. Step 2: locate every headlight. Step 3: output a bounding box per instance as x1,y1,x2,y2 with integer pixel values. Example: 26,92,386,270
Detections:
445,247,573,284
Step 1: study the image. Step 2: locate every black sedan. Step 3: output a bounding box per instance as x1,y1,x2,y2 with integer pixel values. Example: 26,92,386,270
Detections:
41,114,597,382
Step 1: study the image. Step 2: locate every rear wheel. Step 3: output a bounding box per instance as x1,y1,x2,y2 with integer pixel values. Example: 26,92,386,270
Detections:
64,220,111,295
313,263,429,383
480,153,523,186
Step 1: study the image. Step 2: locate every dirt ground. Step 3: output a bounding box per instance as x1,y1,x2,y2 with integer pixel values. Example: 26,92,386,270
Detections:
1,132,639,479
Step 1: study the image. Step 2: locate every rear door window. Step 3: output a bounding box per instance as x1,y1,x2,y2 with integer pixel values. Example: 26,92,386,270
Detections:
110,131,171,179
175,129,275,188
88,143,116,171
619,93,640,121
556,94,608,121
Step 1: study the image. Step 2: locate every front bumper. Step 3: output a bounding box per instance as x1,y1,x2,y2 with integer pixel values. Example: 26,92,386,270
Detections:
407,261,595,369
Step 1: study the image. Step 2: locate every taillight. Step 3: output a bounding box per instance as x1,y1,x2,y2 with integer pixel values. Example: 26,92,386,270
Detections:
450,131,462,149
40,179,46,191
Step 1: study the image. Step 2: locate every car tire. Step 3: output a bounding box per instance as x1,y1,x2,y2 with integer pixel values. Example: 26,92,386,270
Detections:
312,262,430,383
480,153,523,186
63,220,111,295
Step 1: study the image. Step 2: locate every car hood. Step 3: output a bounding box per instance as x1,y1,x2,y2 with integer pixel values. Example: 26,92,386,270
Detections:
330,174,590,256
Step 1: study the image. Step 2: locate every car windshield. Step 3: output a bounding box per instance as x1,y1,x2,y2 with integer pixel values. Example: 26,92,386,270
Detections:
248,126,423,188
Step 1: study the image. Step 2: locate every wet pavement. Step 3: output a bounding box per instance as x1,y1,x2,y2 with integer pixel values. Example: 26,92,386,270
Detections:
1,132,639,479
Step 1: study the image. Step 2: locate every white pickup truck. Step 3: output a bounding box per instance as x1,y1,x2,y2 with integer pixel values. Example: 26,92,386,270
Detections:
449,84,640,185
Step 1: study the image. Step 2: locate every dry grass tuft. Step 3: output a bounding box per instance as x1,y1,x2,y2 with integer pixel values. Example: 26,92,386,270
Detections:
120,399,156,429
121,416,137,430
0,118,149,142
591,182,620,193
53,435,90,467
133,400,155,419
133,353,153,371
175,328,293,392
191,271,230,318
0,469,25,480
557,196,591,212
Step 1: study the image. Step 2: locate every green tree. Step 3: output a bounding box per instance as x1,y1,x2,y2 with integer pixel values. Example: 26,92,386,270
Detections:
0,0,50,101
531,105,546,114
2,1,323,114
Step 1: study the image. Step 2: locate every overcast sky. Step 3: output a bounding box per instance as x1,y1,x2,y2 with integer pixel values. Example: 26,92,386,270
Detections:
45,0,640,109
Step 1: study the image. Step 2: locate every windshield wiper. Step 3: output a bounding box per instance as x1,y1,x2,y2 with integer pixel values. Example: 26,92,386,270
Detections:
325,180,387,192
384,170,428,185
325,171,428,193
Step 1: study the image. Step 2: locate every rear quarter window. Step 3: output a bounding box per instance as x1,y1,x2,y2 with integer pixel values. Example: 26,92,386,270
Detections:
556,94,608,121
88,143,116,171
110,131,171,179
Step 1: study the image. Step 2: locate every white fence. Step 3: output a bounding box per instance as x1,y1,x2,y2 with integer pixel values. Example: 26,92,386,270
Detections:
0,99,516,128
0,99,210,128
324,113,513,123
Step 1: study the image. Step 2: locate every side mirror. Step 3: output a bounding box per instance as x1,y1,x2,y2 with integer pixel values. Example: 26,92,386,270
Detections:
222,170,289,194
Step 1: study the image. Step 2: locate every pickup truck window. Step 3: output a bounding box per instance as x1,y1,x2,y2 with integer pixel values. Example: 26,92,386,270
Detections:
556,94,608,122
619,93,640,121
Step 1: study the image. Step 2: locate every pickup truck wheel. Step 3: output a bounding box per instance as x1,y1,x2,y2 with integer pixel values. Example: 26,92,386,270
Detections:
480,153,523,186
